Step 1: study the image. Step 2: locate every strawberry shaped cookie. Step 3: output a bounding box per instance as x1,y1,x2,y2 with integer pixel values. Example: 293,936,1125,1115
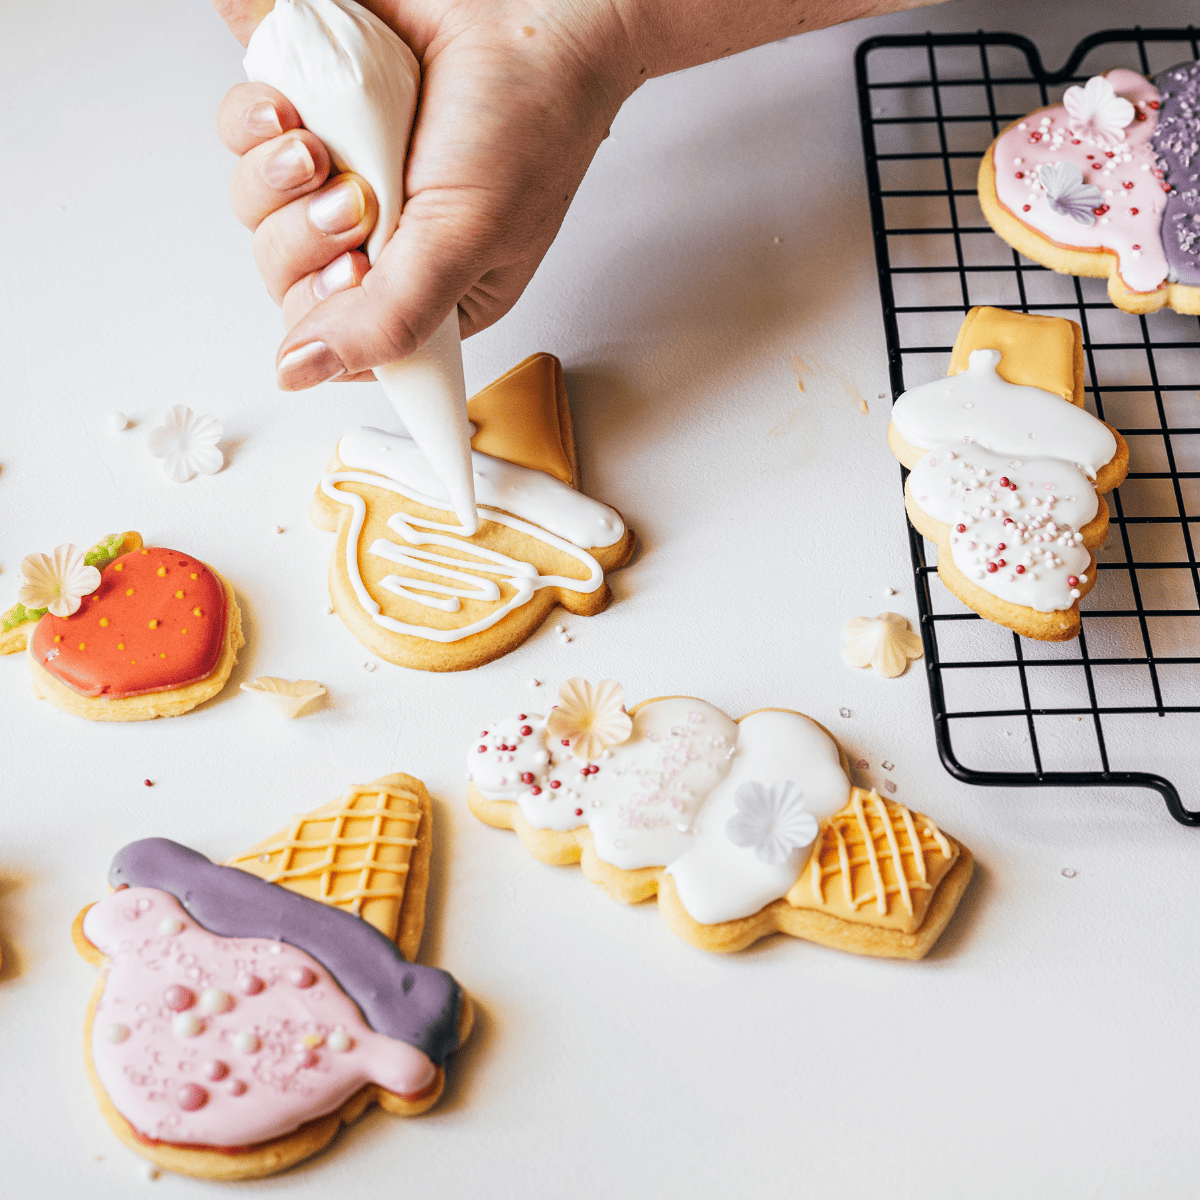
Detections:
1,531,243,720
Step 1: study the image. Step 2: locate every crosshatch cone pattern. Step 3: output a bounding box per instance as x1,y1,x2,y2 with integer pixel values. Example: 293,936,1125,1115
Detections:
855,28,1200,824
225,782,423,939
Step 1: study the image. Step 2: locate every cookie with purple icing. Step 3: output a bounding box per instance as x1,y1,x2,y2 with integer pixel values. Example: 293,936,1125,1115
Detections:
73,774,473,1181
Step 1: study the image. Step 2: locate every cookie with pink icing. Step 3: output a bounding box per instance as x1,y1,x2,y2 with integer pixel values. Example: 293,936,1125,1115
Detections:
73,775,473,1182
887,307,1129,642
980,63,1200,314
466,679,974,958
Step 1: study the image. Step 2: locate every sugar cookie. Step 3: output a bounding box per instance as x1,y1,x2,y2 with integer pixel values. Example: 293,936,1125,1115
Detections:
466,680,973,958
979,64,1200,313
888,307,1129,640
73,775,473,1181
1,532,243,719
312,353,635,672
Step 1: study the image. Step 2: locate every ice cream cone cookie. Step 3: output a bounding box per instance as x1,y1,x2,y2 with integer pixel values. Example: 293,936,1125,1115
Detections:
311,353,635,671
979,64,1200,314
73,774,472,1182
0,531,243,720
466,681,973,958
887,308,1129,641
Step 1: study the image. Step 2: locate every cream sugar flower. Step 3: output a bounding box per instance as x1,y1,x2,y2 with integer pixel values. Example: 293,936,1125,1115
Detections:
726,781,818,865
545,678,632,760
1062,74,1135,146
240,676,326,718
19,544,101,617
843,612,924,679
147,405,224,482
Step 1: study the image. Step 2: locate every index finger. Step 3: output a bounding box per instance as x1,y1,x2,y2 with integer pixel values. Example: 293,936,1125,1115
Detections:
217,81,304,156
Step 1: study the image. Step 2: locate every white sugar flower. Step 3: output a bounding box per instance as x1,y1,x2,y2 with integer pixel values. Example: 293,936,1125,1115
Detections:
240,676,326,718
725,781,818,865
18,544,101,617
1063,75,1135,146
1038,162,1103,225
545,678,632,760
843,612,924,678
147,405,224,482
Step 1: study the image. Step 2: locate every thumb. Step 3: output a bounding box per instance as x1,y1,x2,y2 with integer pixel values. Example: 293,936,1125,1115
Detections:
210,0,275,48
273,193,486,390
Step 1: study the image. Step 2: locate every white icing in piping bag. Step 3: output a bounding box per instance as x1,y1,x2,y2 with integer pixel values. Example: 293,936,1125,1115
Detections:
245,0,478,534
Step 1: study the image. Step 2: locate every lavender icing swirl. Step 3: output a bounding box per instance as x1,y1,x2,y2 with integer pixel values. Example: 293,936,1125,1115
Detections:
1153,60,1200,285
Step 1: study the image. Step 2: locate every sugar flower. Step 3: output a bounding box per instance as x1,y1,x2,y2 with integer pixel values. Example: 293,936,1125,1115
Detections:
726,781,818,865
545,678,632,760
1038,162,1103,225
147,405,224,482
843,612,924,678
1063,74,1135,146
18,544,101,617
240,676,326,718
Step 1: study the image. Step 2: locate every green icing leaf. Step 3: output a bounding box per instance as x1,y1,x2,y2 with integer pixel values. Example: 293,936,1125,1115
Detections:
2,602,47,633
84,532,127,569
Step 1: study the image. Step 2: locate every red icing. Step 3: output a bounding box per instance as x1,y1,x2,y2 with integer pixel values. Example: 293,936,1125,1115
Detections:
30,548,226,698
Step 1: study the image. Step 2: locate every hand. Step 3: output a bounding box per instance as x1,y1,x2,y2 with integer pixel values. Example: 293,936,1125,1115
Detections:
214,0,634,389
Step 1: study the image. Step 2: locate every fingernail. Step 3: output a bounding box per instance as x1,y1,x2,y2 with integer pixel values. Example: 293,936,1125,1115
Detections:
313,254,357,300
261,139,315,190
245,102,283,137
277,341,346,389
308,179,366,235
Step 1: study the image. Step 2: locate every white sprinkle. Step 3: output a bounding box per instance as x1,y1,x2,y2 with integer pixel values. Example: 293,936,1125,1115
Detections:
560,633,572,643
1061,868,1077,878
106,410,129,432
554,625,564,633
883,586,896,596
324,604,334,615
839,707,851,718
273,525,284,534
363,662,376,672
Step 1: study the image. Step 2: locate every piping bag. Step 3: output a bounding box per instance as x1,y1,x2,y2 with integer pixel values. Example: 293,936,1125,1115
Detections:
245,0,479,535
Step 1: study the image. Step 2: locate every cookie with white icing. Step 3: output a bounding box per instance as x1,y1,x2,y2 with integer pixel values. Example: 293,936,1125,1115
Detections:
0,531,244,720
311,353,636,672
466,679,973,958
73,774,473,1181
888,307,1129,641
979,65,1200,314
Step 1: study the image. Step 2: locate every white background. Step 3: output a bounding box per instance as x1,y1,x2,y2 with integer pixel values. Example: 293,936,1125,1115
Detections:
3,1,1200,1196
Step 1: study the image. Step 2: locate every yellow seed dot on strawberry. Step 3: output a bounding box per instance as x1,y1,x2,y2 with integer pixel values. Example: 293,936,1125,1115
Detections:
175,590,183,599
114,563,123,571
140,549,148,555
157,567,166,577
54,635,61,643
159,652,166,658
126,588,133,596
181,628,188,635
193,608,202,617
78,642,85,650
117,643,124,650
148,619,158,629
99,618,109,627
190,573,197,580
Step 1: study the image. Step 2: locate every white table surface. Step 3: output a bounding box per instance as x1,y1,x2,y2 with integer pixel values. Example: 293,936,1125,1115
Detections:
4,1,1200,1195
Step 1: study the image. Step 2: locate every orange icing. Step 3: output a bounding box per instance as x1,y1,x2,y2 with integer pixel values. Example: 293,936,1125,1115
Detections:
947,306,1079,404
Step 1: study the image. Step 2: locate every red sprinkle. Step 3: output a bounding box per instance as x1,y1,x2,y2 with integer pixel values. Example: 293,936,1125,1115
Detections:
561,739,570,746
997,543,1006,551
477,746,487,754
1133,244,1140,250
1072,138,1081,144
480,731,488,737
1023,204,1031,212
549,780,561,789
999,477,1010,488
1105,151,1115,158
1135,110,1147,122
144,779,153,787
1093,204,1110,216
996,559,1006,568
1016,565,1026,574
520,725,533,736
1123,181,1135,189
1015,171,1025,179
521,771,534,784
574,808,583,817
530,786,542,796
955,523,967,533
1067,576,1079,587
1130,207,1139,215
1148,99,1160,109
986,562,998,573
1029,131,1043,141
517,714,526,721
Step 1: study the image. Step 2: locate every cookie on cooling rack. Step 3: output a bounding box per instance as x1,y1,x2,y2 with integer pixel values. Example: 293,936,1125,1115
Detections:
979,63,1200,314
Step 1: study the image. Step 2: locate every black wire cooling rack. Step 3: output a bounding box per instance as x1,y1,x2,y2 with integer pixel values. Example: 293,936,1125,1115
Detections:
855,28,1200,825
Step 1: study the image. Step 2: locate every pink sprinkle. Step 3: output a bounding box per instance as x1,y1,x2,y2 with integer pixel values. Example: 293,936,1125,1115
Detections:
177,1084,208,1112
205,1060,230,1081
237,974,265,996
288,967,317,989
163,985,196,1013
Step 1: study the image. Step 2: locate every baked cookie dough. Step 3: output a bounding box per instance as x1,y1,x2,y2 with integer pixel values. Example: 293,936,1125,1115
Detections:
979,64,1200,314
311,353,635,672
73,775,473,1181
1,532,243,720
888,307,1129,641
467,679,973,958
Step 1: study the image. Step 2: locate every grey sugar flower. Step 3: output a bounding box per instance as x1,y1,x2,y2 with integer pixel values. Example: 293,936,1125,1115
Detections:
725,781,819,865
1038,162,1103,225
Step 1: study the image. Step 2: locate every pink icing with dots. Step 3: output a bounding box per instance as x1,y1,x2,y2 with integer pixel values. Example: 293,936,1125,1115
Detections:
993,69,1169,293
83,888,437,1148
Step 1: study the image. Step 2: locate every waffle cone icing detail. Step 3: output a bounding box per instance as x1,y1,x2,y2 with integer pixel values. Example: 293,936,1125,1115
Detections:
787,788,958,933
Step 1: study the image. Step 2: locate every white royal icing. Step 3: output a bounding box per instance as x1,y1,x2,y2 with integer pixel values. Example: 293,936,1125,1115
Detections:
896,349,1112,613
891,349,1116,479
468,699,850,925
321,430,625,643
